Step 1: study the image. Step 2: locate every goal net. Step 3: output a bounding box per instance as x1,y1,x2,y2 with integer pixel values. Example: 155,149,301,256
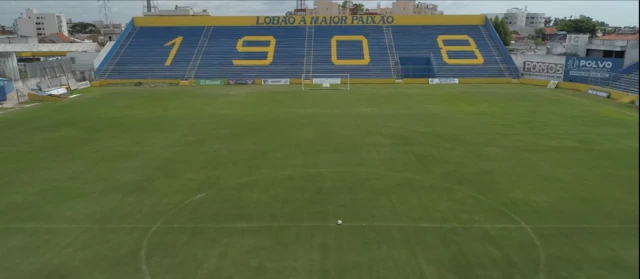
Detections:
301,74,350,90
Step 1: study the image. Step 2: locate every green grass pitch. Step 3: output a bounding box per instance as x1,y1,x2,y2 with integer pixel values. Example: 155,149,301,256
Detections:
0,84,638,279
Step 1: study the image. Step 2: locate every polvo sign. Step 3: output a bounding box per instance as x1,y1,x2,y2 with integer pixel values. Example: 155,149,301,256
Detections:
563,57,623,83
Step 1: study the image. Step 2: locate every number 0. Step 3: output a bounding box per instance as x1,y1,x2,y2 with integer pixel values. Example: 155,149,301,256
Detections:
331,35,371,65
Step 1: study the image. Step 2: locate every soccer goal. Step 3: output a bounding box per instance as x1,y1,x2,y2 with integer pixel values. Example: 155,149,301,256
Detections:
301,74,350,90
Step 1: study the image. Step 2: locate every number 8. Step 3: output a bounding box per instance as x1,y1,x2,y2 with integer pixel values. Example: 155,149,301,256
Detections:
437,35,484,65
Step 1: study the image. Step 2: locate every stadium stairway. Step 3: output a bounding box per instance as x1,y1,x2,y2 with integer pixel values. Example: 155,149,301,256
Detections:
96,16,518,81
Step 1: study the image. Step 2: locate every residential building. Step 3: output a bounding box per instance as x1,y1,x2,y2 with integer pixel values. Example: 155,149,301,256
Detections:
587,32,639,65
524,12,545,28
0,29,39,44
0,25,17,32
484,6,545,36
38,32,74,44
295,0,442,16
13,8,69,37
143,5,210,16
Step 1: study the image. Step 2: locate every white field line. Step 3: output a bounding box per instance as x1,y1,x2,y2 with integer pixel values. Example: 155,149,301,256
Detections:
1,223,638,229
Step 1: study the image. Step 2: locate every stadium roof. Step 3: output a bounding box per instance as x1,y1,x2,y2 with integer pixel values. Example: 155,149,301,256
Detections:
0,43,100,57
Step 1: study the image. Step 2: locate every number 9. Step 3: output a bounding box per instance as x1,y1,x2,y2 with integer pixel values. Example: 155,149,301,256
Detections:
232,36,276,66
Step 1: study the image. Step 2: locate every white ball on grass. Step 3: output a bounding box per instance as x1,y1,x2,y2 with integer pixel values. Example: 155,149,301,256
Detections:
337,220,342,225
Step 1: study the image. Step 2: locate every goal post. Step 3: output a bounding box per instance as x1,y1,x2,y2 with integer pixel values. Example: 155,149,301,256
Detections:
301,74,350,90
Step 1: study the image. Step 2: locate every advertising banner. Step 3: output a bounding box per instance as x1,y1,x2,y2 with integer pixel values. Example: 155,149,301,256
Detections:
312,78,341,84
262,79,290,85
77,81,91,89
523,61,564,80
228,79,255,85
586,88,610,98
429,78,458,84
196,79,224,86
563,57,624,83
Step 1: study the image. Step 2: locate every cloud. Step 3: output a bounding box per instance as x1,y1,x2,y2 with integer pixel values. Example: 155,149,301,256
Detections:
1,0,638,27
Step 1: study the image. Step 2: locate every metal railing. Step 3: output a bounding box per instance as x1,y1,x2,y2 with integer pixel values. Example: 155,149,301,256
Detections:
587,72,639,95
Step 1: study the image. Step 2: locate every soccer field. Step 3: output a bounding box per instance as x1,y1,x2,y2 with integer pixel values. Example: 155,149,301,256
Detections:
0,84,638,279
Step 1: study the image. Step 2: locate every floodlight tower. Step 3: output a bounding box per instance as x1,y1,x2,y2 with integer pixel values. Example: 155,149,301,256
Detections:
97,0,113,25
144,0,160,13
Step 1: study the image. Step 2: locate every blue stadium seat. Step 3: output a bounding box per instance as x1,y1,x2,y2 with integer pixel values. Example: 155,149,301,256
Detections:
99,27,206,80
195,26,307,79
392,25,513,78
98,23,515,80
308,26,394,79
591,69,640,95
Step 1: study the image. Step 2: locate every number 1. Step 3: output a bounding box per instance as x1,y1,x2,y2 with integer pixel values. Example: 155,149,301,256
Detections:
164,36,183,66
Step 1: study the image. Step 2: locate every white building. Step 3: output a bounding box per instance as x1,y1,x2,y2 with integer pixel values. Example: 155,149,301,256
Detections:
484,6,545,36
505,7,527,28
13,8,69,38
524,13,545,28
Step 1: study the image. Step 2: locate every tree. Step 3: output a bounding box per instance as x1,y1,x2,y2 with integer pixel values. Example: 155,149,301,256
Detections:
552,17,567,27
352,3,365,11
557,17,597,35
534,28,546,39
491,16,511,46
544,17,553,27
69,22,100,35
339,0,352,9
535,38,544,46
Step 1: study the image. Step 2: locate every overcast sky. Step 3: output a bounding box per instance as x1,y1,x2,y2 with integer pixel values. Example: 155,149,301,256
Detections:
1,1,638,27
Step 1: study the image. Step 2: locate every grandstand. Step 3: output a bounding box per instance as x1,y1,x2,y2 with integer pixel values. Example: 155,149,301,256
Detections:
586,63,640,95
95,15,519,81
